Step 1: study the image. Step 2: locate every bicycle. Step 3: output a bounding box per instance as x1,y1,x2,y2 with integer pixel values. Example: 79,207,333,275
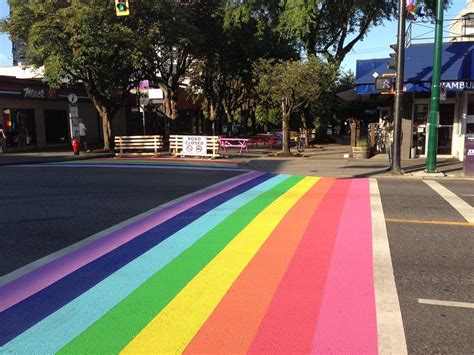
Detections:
294,134,306,153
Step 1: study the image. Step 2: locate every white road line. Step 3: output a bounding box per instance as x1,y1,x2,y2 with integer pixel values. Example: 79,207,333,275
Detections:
418,299,474,309
369,179,408,355
424,180,474,224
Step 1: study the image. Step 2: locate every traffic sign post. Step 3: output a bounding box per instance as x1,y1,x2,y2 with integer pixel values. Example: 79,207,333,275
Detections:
68,94,80,143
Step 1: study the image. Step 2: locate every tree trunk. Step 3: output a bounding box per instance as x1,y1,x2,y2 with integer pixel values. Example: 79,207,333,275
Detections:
223,101,233,136
282,109,290,155
162,86,178,120
83,84,113,151
99,108,112,151
241,109,249,135
301,110,309,146
250,109,256,135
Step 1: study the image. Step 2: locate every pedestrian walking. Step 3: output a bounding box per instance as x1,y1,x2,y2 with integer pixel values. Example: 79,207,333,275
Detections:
0,124,7,153
381,118,394,167
79,118,89,151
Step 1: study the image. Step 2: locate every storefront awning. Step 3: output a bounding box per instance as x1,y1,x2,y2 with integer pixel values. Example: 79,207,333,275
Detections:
355,42,474,94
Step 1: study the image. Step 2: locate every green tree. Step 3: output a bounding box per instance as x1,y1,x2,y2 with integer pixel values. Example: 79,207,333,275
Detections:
254,56,336,154
278,0,451,67
189,0,297,135
3,0,144,150
135,1,222,137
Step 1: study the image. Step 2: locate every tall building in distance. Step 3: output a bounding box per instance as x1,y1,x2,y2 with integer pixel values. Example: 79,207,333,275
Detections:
450,0,474,42
12,39,29,66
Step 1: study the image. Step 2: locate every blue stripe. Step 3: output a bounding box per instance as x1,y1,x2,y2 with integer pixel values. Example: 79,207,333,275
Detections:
47,162,241,170
0,173,274,346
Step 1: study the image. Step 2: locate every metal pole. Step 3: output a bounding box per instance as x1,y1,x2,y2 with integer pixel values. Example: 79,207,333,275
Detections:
392,0,406,174
426,0,444,172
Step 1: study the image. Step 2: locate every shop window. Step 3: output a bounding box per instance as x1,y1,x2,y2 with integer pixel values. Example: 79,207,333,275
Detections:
467,94,474,115
2,109,36,147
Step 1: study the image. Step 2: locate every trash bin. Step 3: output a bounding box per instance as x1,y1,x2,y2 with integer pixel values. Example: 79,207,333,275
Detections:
464,136,474,175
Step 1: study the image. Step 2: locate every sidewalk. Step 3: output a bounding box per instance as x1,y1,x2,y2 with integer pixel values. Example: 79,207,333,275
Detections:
0,144,469,179
233,144,469,179
0,150,114,167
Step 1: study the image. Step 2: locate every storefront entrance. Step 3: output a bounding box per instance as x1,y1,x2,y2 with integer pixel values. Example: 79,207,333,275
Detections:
437,103,455,155
45,109,69,144
413,102,455,156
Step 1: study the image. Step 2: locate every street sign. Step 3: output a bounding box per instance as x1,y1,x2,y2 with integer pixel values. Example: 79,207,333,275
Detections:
181,136,207,156
68,93,78,104
375,77,393,93
440,85,447,101
69,104,80,140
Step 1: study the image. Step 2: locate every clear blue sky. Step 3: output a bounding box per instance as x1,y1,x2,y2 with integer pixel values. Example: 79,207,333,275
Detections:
0,1,468,70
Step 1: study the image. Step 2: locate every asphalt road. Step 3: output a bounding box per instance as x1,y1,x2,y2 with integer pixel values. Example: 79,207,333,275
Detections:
1,164,472,353
378,179,474,354
0,166,243,276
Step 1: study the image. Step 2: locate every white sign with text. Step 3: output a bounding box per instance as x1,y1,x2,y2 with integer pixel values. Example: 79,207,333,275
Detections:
181,136,207,156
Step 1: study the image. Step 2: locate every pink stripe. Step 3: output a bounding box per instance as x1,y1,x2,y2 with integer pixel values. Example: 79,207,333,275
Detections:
248,180,351,354
311,179,378,354
0,172,262,311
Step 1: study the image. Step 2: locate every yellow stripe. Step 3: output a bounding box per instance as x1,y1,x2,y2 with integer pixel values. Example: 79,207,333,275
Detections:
385,218,474,227
120,177,319,354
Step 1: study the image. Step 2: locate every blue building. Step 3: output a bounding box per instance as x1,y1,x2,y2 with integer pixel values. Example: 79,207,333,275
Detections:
354,2,474,161
356,42,474,161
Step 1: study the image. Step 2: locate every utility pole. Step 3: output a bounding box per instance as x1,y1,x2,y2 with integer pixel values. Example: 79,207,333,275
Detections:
426,0,444,172
392,0,406,174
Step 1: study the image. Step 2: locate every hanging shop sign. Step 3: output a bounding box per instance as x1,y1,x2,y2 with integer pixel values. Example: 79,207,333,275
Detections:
441,81,474,91
23,87,46,99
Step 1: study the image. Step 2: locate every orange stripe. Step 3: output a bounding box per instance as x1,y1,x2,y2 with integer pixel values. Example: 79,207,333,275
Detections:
184,178,335,354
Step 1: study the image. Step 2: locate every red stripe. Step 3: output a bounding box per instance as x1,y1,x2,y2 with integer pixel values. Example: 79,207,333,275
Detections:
248,179,351,354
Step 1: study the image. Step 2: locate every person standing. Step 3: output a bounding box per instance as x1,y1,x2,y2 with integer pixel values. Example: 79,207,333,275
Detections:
382,118,394,167
79,118,88,151
0,124,7,153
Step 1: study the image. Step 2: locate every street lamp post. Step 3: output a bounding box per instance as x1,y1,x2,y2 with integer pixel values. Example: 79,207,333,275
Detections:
392,0,407,175
426,0,444,173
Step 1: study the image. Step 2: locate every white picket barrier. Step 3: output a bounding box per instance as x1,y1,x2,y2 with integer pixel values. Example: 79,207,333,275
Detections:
114,135,164,157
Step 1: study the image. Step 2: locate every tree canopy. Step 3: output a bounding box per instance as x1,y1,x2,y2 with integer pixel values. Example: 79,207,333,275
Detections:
1,0,450,152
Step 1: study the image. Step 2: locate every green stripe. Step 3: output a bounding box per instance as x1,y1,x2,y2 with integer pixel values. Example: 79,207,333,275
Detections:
58,175,302,354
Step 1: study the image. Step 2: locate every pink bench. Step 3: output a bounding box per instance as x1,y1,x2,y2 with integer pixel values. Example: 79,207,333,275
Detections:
219,138,249,155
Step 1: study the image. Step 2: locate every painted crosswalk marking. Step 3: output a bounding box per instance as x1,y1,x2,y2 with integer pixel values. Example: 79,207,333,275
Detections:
0,174,402,354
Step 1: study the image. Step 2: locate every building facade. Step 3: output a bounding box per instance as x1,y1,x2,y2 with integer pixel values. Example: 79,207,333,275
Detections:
356,42,474,161
0,76,127,149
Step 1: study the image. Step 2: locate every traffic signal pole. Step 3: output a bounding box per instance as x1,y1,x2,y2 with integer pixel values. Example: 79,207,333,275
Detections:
426,0,444,172
392,0,406,174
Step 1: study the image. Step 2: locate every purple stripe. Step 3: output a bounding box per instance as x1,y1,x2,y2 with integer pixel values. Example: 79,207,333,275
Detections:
0,172,262,311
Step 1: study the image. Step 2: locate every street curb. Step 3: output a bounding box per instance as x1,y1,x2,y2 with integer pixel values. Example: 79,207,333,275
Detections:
0,153,115,167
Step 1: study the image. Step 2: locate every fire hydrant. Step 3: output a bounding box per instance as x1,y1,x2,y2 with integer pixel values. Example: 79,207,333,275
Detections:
72,138,80,155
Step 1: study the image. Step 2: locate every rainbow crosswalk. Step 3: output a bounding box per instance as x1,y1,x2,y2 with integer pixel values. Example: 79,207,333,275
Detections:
0,172,379,354
45,157,243,171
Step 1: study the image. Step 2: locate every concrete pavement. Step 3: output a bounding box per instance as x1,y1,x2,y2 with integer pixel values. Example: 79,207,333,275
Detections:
0,143,469,179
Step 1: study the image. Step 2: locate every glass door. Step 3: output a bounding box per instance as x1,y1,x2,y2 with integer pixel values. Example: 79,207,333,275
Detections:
437,103,455,155
414,103,428,156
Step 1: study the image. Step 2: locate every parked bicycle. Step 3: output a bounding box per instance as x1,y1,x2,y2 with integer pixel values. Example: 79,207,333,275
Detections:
293,134,306,153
